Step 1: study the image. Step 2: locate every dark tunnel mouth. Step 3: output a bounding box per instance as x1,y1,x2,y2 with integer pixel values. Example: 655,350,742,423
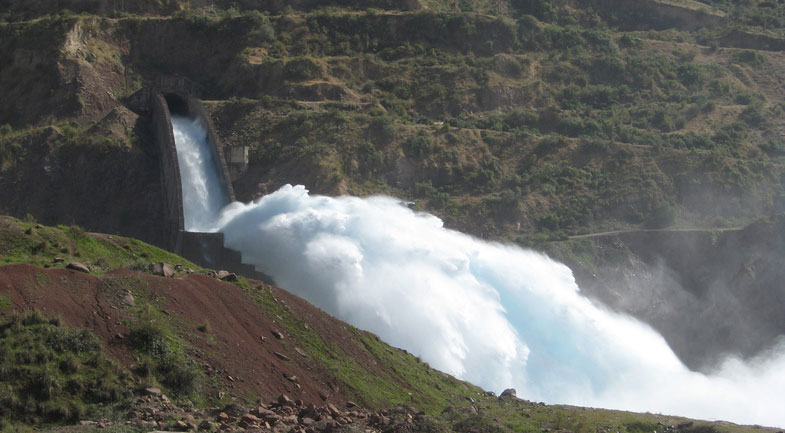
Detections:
164,93,189,116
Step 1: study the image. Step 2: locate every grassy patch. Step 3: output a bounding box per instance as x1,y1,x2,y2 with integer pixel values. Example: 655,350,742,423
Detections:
0,216,197,274
125,305,204,401
0,311,133,426
238,280,479,412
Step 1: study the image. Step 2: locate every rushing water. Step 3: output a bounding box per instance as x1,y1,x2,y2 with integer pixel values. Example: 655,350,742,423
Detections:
171,116,785,427
171,115,229,232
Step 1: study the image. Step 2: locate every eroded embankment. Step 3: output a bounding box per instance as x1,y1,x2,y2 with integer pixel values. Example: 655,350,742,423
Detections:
0,257,475,410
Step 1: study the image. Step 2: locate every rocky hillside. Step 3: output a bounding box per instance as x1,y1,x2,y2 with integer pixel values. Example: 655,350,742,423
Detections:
2,216,782,432
2,0,785,246
2,0,785,428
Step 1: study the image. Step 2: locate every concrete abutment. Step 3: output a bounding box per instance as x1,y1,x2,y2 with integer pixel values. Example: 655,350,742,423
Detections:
149,84,270,283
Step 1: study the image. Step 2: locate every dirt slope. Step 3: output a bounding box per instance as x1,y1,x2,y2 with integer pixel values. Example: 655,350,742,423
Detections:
0,262,439,408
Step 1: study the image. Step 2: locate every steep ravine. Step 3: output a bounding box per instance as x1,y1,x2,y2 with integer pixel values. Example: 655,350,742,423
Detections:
551,215,785,371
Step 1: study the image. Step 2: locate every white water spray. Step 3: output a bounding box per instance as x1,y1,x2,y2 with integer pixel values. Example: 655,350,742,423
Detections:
213,186,785,427
171,115,228,232
170,121,785,426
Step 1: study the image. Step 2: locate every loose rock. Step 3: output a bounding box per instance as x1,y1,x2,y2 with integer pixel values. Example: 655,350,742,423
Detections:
66,261,90,273
151,262,175,277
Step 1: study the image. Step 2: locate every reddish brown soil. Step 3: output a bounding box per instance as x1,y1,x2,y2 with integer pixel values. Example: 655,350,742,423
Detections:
0,264,389,407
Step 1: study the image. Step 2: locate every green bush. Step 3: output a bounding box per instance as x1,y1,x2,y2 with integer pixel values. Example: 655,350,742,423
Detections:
128,321,201,397
733,50,766,67
404,133,434,158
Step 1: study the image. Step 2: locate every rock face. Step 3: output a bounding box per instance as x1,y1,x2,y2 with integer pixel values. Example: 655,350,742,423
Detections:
562,215,785,371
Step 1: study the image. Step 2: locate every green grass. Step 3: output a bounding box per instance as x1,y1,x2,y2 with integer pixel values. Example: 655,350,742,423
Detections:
0,311,133,427
125,304,204,401
0,216,197,273
236,279,480,412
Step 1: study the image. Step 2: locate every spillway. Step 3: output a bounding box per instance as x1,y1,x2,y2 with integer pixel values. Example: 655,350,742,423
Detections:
171,115,228,232
167,107,785,427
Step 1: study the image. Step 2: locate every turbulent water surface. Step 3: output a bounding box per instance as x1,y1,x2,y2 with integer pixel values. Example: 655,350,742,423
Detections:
171,115,229,232
171,118,785,427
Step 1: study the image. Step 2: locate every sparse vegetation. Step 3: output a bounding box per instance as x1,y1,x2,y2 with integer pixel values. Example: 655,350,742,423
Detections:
0,311,132,425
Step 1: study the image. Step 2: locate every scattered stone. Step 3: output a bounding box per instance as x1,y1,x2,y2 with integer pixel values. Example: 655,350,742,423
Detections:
53,257,65,263
220,272,238,282
174,420,190,431
677,422,694,429
241,413,262,425
500,388,517,398
301,417,316,426
278,394,295,407
284,374,297,382
151,262,175,277
142,387,162,396
346,401,358,409
198,420,215,431
66,261,90,273
295,347,308,357
271,329,284,340
319,391,329,401
274,351,291,361
216,412,228,422
123,291,136,306
327,404,341,417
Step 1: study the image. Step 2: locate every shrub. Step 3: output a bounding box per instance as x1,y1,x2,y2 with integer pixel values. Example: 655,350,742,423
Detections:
0,312,131,424
733,50,766,67
403,133,434,158
645,203,676,229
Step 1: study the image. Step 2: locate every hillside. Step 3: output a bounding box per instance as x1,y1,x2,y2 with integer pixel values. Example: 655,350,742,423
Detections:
1,216,781,432
3,0,785,430
2,0,785,246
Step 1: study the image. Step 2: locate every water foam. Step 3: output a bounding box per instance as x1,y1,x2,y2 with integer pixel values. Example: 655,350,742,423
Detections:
171,115,228,232
211,185,785,427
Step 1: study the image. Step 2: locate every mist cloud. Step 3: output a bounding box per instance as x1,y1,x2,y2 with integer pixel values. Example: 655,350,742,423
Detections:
213,185,785,427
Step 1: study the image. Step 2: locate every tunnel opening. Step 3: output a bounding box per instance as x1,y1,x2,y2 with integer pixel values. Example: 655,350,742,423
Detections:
164,93,189,116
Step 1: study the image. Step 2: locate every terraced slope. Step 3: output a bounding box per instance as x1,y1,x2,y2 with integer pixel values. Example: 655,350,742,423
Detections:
2,0,785,247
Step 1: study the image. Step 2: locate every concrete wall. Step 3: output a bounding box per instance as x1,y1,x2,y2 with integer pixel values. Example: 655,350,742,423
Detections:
180,231,273,283
151,93,184,252
152,88,267,281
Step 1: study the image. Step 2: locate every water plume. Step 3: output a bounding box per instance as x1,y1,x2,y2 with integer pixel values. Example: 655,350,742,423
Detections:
212,185,785,427
171,115,228,232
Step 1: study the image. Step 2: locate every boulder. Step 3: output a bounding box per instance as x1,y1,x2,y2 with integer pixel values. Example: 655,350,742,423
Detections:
500,388,517,398
241,413,262,425
123,291,136,306
142,387,162,396
66,261,90,273
151,262,175,277
220,272,238,282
